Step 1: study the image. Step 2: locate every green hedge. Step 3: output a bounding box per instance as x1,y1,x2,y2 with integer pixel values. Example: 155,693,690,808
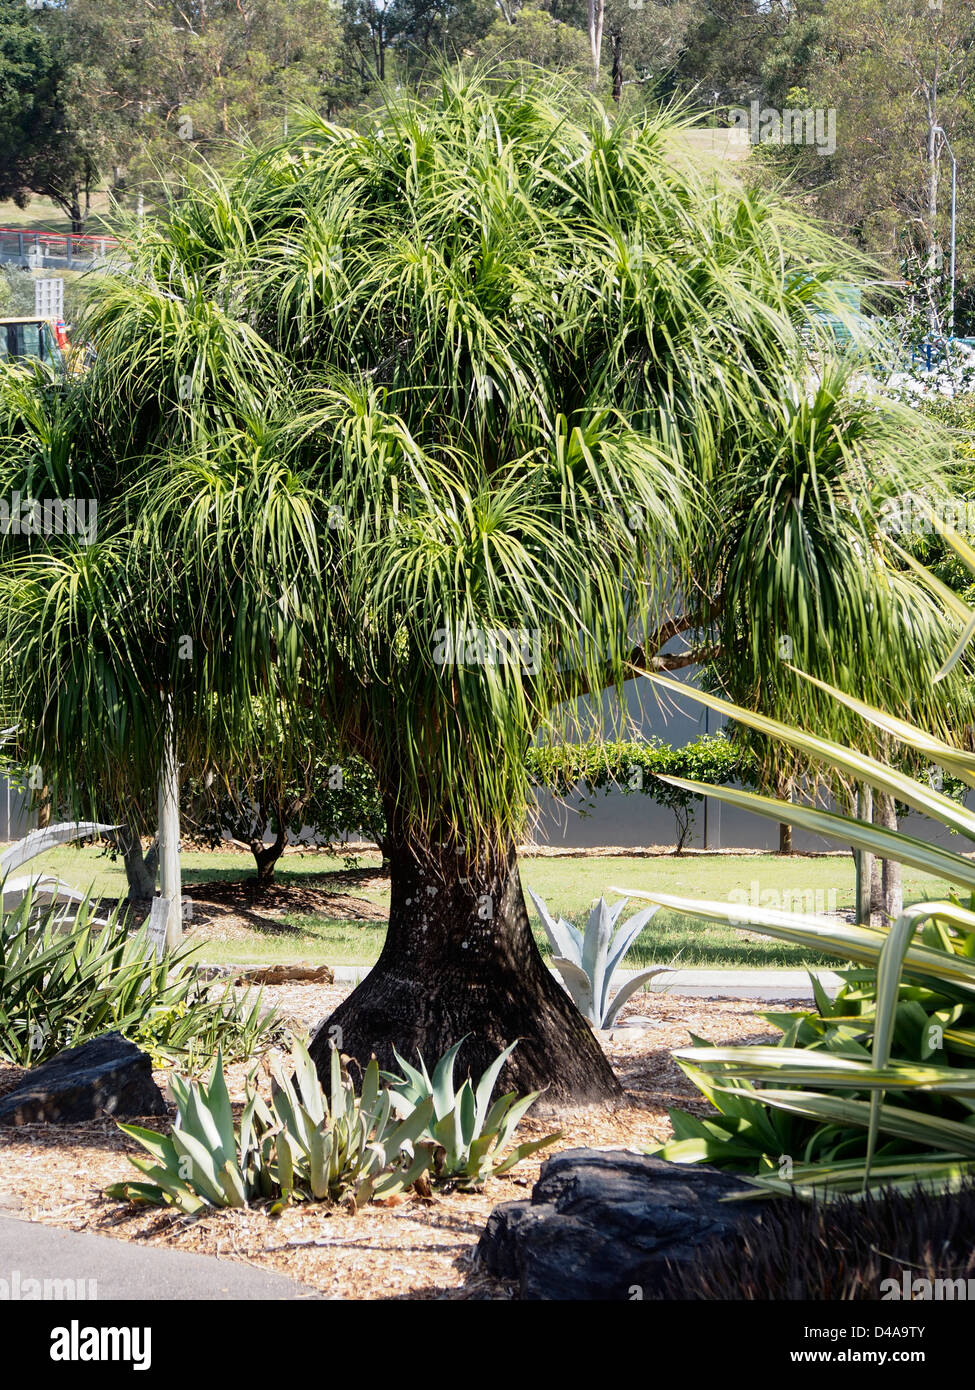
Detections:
525,735,758,850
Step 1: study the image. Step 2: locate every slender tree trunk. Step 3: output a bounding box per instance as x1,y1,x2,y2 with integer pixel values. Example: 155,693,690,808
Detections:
926,82,942,335
867,791,902,926
587,0,605,81
875,792,903,921
776,774,793,855
250,809,287,885
157,704,182,950
870,837,884,926
855,784,873,925
611,29,623,104
312,820,623,1110
113,821,157,901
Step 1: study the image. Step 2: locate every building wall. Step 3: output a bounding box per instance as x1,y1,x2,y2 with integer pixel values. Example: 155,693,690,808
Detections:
0,776,34,841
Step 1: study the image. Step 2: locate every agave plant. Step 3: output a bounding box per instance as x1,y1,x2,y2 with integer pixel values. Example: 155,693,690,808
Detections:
528,890,669,1029
385,1039,561,1189
613,525,975,1196
1,820,117,923
108,1039,436,1214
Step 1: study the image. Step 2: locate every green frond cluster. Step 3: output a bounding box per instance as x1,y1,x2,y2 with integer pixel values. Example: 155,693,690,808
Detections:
0,71,964,854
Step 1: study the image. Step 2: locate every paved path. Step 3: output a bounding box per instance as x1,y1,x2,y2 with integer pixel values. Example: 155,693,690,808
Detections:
327,962,840,1001
0,1215,320,1300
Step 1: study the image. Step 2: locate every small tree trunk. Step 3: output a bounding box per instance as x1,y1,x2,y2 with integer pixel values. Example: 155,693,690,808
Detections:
113,821,157,901
855,785,873,925
776,774,793,855
250,818,287,885
587,0,605,81
312,821,623,1110
875,792,903,921
611,29,623,104
157,703,182,949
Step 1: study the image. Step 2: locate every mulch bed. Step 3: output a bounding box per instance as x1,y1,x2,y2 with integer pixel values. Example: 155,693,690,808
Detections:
0,984,797,1300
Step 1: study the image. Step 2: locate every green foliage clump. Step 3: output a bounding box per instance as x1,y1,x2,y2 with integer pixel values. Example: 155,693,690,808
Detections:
385,1039,561,1189
109,1037,556,1212
653,932,975,1191
618,533,975,1197
528,891,668,1028
108,1040,437,1214
526,734,753,850
0,893,281,1069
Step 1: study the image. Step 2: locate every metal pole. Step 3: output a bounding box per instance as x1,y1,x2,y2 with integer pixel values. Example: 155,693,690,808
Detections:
703,704,709,849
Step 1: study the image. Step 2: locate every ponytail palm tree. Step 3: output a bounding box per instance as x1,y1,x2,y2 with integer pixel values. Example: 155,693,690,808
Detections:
1,73,969,1105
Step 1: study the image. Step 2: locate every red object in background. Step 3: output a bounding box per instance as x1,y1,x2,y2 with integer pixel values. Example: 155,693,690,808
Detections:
54,319,69,349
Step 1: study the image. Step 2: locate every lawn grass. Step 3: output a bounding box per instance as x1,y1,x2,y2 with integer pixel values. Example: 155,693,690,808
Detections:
20,842,960,972
0,193,118,235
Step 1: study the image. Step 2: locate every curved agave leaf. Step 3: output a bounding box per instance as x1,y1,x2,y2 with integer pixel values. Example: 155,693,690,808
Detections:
430,1037,466,1119
583,898,612,1024
0,822,118,877
527,887,583,961
602,904,661,1021
473,1039,519,1131
603,967,672,1028
550,954,595,1021
1,875,87,913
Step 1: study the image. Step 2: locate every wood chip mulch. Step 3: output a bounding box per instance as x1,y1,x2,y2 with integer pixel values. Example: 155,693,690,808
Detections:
0,986,800,1300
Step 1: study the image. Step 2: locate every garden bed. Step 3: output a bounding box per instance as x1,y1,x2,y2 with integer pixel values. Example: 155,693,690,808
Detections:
0,985,795,1300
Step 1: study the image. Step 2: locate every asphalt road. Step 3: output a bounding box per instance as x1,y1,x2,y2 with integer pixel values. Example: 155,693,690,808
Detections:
0,1214,320,1300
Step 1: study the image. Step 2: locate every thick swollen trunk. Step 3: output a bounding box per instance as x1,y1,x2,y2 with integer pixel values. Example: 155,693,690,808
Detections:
311,830,623,1111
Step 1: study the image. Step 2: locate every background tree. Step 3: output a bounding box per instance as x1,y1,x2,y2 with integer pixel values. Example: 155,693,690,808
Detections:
0,0,114,231
749,0,975,334
472,5,590,74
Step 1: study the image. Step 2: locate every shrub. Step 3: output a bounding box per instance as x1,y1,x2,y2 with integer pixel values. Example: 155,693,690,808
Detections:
0,891,281,1069
109,1041,437,1213
109,1038,558,1213
527,891,669,1028
526,735,755,851
384,1039,561,1189
616,528,975,1195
